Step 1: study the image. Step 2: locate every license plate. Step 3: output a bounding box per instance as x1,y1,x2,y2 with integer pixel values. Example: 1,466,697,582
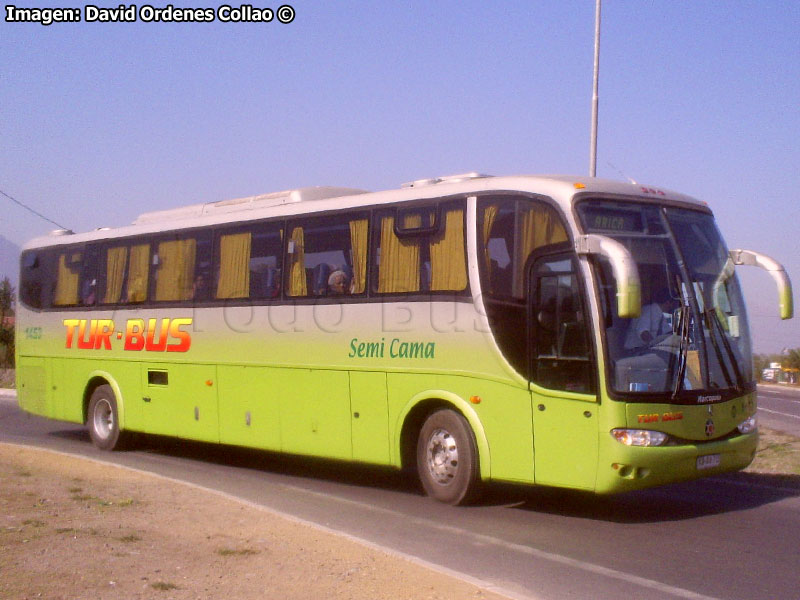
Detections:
696,454,721,470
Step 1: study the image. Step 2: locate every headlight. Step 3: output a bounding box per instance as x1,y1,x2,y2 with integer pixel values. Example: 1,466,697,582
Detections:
737,415,757,434
611,429,669,447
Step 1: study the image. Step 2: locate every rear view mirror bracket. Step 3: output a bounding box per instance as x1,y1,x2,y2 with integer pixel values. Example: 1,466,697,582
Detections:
729,249,793,319
575,234,641,318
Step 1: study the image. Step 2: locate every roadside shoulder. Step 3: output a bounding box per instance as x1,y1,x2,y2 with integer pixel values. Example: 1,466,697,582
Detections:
0,443,513,600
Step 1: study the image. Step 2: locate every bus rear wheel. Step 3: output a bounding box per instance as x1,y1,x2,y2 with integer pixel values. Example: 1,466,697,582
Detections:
87,384,128,451
416,409,480,505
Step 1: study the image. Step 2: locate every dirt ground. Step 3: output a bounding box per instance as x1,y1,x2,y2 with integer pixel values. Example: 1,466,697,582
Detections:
0,443,507,600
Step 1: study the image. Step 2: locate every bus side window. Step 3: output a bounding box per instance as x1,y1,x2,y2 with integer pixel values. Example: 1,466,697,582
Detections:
429,206,467,292
481,203,515,297
79,245,99,306
251,225,283,299
99,242,151,305
152,232,211,303
53,248,84,306
216,231,252,300
373,201,467,295
286,214,367,298
374,212,423,294
20,251,45,309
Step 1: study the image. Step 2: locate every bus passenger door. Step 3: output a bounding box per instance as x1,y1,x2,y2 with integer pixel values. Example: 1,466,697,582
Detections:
529,252,599,491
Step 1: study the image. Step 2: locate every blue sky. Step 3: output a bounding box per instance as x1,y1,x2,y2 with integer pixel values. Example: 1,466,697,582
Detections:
2,1,798,352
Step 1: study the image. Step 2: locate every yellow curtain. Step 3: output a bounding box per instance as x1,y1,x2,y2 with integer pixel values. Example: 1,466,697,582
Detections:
378,215,420,293
217,232,251,299
155,239,196,301
127,244,150,302
430,209,467,291
53,252,80,306
520,204,567,258
288,227,306,297
482,205,498,277
102,247,127,303
515,204,568,296
349,219,368,294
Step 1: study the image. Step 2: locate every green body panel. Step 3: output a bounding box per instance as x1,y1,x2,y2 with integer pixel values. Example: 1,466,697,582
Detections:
139,362,219,441
276,368,352,460
466,379,533,483
16,356,51,417
532,387,599,490
49,359,87,423
349,371,390,464
218,365,281,451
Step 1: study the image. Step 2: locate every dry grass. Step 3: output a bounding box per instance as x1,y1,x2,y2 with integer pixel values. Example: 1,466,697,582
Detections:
747,426,800,476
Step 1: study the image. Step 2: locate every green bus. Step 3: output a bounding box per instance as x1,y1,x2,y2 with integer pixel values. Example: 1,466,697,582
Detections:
16,173,793,504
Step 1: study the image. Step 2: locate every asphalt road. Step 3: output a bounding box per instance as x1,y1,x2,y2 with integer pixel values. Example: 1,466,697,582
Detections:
756,384,800,437
1,388,799,600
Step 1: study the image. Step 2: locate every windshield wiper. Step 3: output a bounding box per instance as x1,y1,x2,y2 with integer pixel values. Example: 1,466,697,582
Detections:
705,308,744,391
672,299,691,400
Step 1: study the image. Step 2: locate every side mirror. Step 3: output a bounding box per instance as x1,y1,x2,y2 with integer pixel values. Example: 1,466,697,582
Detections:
729,249,793,320
575,234,641,318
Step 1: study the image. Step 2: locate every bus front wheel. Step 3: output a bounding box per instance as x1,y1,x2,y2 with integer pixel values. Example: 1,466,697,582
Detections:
87,384,127,451
416,409,480,505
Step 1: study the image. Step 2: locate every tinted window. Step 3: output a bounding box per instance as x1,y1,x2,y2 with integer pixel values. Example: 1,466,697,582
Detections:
20,250,46,309
215,223,284,300
51,246,98,307
152,232,212,302
373,201,467,294
99,242,151,304
479,197,568,299
477,196,571,379
286,213,368,298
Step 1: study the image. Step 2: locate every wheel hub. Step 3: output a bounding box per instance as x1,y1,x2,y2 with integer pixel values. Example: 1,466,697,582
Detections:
426,428,459,484
93,398,114,440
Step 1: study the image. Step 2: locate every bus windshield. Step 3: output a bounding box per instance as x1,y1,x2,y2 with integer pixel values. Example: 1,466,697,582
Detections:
578,200,754,401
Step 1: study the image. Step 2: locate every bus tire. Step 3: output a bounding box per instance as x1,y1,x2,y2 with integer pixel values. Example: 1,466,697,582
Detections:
87,384,127,451
416,409,480,505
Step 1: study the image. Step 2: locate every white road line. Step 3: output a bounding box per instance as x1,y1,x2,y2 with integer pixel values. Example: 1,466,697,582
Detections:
0,441,720,600
758,387,800,396
758,390,800,400
759,407,800,420
271,483,721,600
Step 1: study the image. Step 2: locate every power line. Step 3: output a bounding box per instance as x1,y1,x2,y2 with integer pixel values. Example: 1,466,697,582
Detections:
0,187,69,231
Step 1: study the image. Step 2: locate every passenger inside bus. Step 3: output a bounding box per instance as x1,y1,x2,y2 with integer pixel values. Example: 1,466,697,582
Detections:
327,269,350,295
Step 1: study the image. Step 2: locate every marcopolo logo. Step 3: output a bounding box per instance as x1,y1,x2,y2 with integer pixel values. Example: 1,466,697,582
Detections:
63,318,192,352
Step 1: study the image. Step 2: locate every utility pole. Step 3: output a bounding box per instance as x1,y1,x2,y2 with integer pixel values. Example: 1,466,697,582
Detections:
589,0,601,177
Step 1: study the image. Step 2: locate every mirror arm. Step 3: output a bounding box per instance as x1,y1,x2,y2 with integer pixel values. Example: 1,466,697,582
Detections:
729,249,793,319
576,234,641,318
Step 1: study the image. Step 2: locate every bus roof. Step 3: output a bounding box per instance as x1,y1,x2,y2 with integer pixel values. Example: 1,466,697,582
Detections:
22,174,708,250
